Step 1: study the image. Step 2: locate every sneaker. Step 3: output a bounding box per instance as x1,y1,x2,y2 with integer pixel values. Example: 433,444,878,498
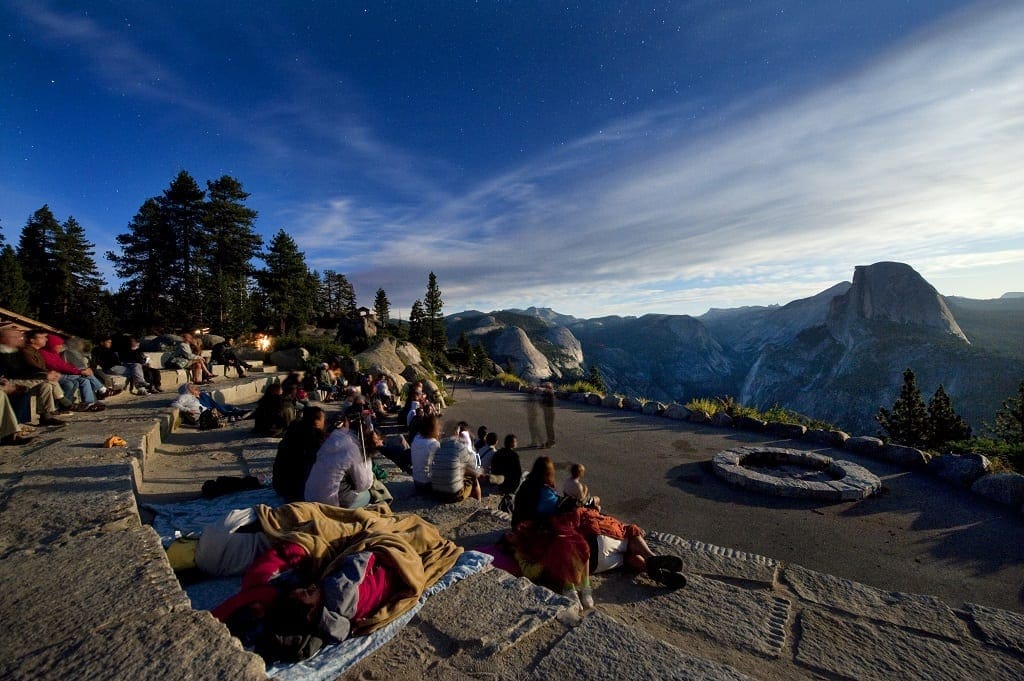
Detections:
579,588,594,610
39,416,67,427
87,402,107,412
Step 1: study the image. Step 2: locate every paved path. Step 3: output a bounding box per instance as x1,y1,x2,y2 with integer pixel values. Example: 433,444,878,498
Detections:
445,386,1024,613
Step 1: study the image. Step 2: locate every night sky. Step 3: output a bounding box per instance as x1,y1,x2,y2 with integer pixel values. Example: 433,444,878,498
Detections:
3,1,1022,317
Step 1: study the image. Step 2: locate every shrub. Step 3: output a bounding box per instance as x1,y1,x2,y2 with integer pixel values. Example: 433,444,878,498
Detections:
685,397,720,415
272,333,351,366
495,372,528,388
558,380,603,395
946,438,1024,474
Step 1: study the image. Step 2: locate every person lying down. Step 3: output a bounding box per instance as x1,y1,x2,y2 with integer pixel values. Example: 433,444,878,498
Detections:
193,501,462,663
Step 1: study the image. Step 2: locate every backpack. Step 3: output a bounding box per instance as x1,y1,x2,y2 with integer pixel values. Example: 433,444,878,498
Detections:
199,409,223,430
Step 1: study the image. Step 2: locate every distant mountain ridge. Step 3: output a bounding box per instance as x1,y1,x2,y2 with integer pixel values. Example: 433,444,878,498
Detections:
448,262,1024,432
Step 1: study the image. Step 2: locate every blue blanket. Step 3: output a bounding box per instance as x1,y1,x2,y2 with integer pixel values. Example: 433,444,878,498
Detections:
144,490,493,679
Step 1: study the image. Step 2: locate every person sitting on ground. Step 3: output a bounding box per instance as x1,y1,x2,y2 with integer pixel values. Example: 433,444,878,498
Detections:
211,337,250,378
409,414,440,495
488,434,523,494
37,333,107,411
0,327,68,426
373,374,393,410
195,387,252,422
430,436,482,503
169,332,214,384
272,407,328,502
562,463,601,511
282,372,310,410
315,363,335,401
478,431,499,476
121,336,162,393
474,425,488,451
252,383,296,437
304,420,376,508
172,383,215,426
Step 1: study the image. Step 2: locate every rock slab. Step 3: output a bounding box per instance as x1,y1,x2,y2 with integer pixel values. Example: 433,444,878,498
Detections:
964,602,1024,656
533,612,753,681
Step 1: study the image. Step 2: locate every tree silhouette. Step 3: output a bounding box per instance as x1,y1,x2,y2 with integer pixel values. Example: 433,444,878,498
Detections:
926,385,972,448
876,368,930,447
373,288,391,326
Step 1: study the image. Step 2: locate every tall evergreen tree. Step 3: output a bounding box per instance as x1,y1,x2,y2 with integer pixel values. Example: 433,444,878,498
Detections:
989,380,1024,444
161,171,207,295
471,340,493,378
256,230,317,333
926,385,972,448
108,197,179,327
408,299,426,347
51,216,106,329
202,175,261,328
16,205,61,316
423,271,445,355
586,363,607,393
456,331,472,362
876,368,931,447
373,288,391,326
0,228,30,313
338,273,357,317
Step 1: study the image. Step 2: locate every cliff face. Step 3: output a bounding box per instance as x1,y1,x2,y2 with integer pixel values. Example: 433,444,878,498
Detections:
827,262,967,344
448,262,1023,431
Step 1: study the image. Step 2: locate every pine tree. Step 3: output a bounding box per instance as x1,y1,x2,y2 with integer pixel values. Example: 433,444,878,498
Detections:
990,380,1024,444
202,175,261,328
471,340,493,378
926,385,972,448
338,273,357,317
108,197,179,327
586,363,607,393
423,271,446,356
876,368,931,447
0,227,30,313
456,331,472,363
161,171,207,293
373,288,390,326
16,205,61,317
51,216,107,329
408,299,426,347
256,230,317,333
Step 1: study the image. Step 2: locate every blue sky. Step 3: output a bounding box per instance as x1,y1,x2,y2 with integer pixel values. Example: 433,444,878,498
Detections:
3,1,1022,318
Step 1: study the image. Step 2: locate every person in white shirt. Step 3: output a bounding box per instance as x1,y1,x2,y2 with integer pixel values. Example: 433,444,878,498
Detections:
409,414,441,494
304,424,375,508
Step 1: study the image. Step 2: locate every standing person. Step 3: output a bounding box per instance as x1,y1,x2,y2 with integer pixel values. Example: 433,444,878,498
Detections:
304,422,375,509
430,437,482,503
541,382,556,448
409,414,440,494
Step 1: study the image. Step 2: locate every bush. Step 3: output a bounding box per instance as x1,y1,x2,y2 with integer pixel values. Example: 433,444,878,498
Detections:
495,372,528,388
685,397,720,415
946,438,1024,474
558,380,603,395
272,334,351,366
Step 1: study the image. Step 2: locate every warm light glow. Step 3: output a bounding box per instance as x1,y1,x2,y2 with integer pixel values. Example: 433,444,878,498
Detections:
254,334,271,352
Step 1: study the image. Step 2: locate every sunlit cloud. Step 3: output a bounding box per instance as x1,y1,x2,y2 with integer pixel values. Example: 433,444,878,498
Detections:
297,3,1024,316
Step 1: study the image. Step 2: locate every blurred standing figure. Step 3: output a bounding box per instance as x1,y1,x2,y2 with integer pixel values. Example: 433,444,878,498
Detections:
541,382,556,448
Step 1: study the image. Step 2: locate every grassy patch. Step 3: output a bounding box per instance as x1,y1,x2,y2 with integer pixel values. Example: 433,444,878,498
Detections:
557,380,603,395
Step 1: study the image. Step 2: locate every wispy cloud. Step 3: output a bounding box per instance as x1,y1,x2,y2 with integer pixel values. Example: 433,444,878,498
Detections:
296,3,1024,315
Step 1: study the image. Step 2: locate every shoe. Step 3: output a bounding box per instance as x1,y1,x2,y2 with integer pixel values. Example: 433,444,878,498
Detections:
70,403,90,412
106,389,122,397
1,432,36,446
55,408,74,416
646,555,684,575
87,402,106,412
96,390,108,400
239,409,254,420
39,416,67,427
579,587,594,610
651,569,687,589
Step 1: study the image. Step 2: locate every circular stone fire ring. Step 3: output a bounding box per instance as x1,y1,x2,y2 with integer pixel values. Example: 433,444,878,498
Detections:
712,446,881,501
